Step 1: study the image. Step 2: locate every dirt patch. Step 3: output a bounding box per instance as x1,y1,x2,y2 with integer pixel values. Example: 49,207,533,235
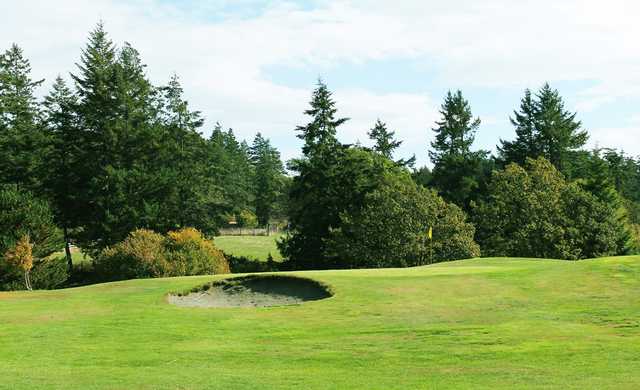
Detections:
168,275,333,308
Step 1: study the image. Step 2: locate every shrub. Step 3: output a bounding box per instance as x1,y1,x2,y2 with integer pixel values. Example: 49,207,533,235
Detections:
166,228,230,275
95,227,229,281
30,257,69,290
95,229,169,280
0,185,64,290
236,210,258,228
0,184,62,260
324,174,480,268
473,158,627,259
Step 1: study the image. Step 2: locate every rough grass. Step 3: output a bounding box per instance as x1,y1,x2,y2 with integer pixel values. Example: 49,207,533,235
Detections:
214,234,284,261
1,257,640,389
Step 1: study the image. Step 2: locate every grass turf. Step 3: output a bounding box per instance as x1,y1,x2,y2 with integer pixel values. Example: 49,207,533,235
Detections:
214,234,284,261
1,256,639,389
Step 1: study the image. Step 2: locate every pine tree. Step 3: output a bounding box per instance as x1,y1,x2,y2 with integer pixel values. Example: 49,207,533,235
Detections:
428,90,489,209
0,44,45,189
369,119,400,159
296,79,348,157
536,83,588,172
42,76,82,269
368,119,415,167
250,132,285,227
429,90,480,165
281,80,349,267
499,84,588,173
498,89,539,166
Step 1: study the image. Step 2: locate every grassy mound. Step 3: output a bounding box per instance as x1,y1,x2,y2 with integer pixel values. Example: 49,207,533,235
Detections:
1,257,640,389
169,275,332,308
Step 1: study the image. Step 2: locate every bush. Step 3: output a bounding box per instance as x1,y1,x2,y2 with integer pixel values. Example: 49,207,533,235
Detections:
95,227,229,281
0,185,64,290
30,257,69,290
473,158,628,259
324,174,480,268
166,228,230,275
95,229,169,280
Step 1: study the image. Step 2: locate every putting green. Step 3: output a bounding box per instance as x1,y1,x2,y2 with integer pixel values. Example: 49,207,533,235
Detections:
1,257,639,389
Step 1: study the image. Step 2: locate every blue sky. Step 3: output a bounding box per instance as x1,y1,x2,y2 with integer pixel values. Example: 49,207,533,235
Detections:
2,0,640,166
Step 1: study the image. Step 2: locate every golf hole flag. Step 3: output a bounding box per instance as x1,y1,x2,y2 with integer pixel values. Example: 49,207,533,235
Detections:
427,226,433,240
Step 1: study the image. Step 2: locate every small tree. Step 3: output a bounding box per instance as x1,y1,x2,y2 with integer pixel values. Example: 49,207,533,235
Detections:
4,235,34,290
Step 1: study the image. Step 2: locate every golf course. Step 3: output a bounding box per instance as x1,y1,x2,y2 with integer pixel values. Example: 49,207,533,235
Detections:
2,256,639,389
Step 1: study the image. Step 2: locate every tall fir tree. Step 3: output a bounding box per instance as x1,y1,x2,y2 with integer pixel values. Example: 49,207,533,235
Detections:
281,80,349,267
250,132,285,227
499,83,588,173
42,76,82,269
368,119,415,167
0,44,45,190
296,79,348,158
428,90,489,209
498,89,539,166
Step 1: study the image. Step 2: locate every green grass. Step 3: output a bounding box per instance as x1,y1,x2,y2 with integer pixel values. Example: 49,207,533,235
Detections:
214,234,284,261
1,257,640,389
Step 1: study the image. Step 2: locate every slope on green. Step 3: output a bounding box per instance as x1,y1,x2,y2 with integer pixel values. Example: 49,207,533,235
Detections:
214,234,283,261
1,257,639,389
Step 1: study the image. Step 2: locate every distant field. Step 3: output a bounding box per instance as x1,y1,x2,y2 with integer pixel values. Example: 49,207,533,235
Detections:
1,257,640,389
214,234,284,261
47,246,91,264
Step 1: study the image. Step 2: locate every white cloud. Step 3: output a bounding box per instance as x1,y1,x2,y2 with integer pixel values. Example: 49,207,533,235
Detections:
1,0,640,163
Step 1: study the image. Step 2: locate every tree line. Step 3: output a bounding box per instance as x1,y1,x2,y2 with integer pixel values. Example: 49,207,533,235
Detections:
1,23,639,287
0,23,288,275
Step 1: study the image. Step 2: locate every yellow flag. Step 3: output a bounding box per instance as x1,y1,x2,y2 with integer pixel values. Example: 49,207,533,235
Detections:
427,226,433,240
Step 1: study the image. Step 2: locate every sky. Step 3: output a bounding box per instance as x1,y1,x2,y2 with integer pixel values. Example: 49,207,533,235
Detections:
2,0,640,166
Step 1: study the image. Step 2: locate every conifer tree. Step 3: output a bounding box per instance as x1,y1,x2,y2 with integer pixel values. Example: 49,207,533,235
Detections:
498,89,539,166
296,79,348,157
250,132,285,226
281,80,349,267
42,76,82,269
0,44,45,189
368,119,415,167
428,90,489,209
499,84,588,173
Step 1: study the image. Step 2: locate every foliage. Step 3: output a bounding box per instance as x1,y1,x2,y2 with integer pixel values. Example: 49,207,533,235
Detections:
250,132,286,226
166,227,230,275
0,44,46,190
0,184,62,260
368,119,415,167
499,84,588,173
2,235,34,290
473,158,628,259
325,173,480,268
236,209,259,228
95,228,229,281
428,90,491,210
29,257,69,290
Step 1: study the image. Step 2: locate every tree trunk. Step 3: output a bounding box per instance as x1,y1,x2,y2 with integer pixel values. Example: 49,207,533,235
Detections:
24,270,32,291
63,225,73,272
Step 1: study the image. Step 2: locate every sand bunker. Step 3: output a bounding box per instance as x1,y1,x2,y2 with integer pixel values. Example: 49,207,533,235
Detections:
168,275,332,308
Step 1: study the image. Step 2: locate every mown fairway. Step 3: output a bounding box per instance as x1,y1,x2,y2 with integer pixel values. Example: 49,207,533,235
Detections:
1,257,640,389
214,234,284,261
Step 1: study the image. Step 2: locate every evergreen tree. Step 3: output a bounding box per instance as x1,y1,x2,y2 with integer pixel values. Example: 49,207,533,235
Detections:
280,80,349,267
250,132,285,226
42,76,82,269
428,90,489,209
368,119,415,167
296,79,348,157
498,89,539,166
0,44,45,189
499,84,588,173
